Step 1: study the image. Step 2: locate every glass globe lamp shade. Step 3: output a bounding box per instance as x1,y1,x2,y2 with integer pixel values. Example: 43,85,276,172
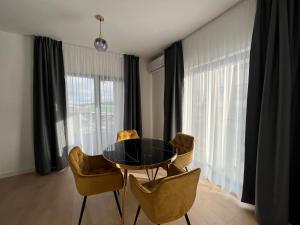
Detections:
94,37,108,51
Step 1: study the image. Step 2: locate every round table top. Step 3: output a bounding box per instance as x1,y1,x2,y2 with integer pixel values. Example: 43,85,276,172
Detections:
103,138,177,170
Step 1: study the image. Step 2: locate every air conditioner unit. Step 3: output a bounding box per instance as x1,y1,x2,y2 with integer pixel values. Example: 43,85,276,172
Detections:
148,54,164,73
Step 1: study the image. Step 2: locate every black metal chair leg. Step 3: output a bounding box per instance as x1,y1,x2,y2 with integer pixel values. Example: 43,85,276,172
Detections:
78,196,87,225
153,167,159,180
133,205,141,225
185,213,191,225
113,191,122,217
146,169,151,181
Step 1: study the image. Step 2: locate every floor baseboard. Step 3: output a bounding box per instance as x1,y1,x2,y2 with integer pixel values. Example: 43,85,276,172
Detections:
0,168,35,179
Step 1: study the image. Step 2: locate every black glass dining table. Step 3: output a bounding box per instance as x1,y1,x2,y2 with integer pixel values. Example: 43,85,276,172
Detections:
103,138,177,224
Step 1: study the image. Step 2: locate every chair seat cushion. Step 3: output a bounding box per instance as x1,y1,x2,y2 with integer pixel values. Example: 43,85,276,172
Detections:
81,167,118,175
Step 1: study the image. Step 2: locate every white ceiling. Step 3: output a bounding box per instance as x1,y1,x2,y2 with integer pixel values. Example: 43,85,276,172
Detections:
0,0,240,59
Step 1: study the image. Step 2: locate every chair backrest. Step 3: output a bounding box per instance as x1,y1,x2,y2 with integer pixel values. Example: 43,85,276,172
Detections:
116,129,140,142
170,132,194,155
68,147,90,176
149,168,200,224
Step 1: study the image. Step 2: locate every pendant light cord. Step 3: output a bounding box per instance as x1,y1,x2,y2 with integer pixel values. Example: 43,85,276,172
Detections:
99,20,102,38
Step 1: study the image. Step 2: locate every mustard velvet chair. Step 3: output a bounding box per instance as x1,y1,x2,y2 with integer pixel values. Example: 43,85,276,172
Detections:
68,147,124,225
117,129,140,142
170,132,195,171
130,164,201,225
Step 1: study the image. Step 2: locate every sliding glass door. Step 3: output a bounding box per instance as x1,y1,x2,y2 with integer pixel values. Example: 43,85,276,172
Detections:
66,74,123,155
182,0,255,197
183,50,250,197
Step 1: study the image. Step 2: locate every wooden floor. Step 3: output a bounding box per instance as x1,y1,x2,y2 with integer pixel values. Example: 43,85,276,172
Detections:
0,168,258,225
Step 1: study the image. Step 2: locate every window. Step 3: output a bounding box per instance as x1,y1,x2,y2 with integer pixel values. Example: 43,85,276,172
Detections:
66,74,123,155
183,50,249,197
182,0,255,197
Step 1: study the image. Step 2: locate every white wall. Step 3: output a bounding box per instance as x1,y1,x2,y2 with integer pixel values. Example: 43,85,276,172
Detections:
0,30,34,178
151,67,164,139
139,59,153,138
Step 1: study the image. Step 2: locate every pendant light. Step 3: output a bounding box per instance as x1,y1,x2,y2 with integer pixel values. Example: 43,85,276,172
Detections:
94,15,108,51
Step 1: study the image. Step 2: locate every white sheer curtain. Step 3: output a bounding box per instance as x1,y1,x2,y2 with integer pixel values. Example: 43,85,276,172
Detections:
182,0,256,198
63,44,124,155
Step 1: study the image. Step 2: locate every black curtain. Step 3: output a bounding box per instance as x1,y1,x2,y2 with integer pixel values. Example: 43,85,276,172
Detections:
163,41,184,141
123,55,142,136
242,1,298,224
33,36,68,175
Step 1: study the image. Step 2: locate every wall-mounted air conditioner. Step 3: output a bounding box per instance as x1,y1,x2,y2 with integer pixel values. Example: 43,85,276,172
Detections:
148,54,164,73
